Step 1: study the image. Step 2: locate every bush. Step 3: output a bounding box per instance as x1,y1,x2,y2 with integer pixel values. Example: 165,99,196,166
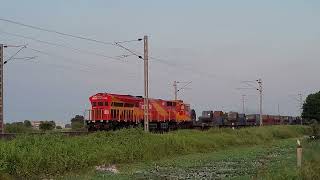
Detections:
310,120,320,138
39,121,55,131
71,115,85,130
4,122,36,133
0,125,309,178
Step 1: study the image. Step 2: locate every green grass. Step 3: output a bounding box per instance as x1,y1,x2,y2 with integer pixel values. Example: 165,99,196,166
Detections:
261,139,320,180
60,139,304,180
0,125,309,179
61,138,320,180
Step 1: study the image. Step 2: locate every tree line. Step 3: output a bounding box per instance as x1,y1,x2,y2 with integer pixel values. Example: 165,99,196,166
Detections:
302,91,320,138
4,115,85,133
302,91,320,123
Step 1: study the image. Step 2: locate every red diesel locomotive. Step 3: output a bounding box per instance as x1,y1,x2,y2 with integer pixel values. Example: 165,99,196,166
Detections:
86,93,192,131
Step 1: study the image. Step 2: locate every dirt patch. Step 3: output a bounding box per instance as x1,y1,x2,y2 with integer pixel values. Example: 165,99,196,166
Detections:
95,164,119,174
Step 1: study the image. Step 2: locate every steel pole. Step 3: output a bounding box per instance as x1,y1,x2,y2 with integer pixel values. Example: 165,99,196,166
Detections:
143,36,149,132
0,44,3,134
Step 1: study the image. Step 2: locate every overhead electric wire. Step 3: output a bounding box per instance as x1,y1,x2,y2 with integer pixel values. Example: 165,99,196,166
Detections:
0,18,242,85
115,46,178,66
0,18,115,45
0,30,126,62
177,81,192,92
0,18,142,48
27,47,102,69
4,45,27,64
115,39,142,44
239,81,258,89
2,44,26,48
111,45,216,80
1,35,141,78
26,47,141,78
0,18,209,75
114,42,143,59
9,56,37,60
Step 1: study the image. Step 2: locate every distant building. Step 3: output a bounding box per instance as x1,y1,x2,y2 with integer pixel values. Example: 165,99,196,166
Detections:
31,120,65,129
31,121,41,129
55,122,65,129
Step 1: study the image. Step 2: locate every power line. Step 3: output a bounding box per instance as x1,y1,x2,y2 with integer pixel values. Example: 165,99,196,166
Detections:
115,46,179,66
27,47,110,70
114,42,143,59
4,45,27,64
115,39,143,44
173,81,192,100
0,18,242,92
0,23,227,83
177,81,192,92
0,22,218,81
0,18,143,48
1,36,142,78
27,47,140,78
6,56,38,63
0,30,127,61
110,44,222,83
0,18,116,45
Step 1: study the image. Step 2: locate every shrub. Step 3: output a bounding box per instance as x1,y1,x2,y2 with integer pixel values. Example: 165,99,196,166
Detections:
4,122,35,133
39,121,55,131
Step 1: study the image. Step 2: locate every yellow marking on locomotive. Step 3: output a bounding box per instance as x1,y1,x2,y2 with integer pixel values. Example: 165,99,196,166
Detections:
111,96,122,102
152,101,168,116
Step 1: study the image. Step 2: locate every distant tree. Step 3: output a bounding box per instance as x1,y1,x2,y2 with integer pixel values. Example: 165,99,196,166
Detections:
302,91,320,123
310,120,320,138
56,126,62,129
71,115,85,130
65,124,71,129
4,122,35,133
23,120,32,128
39,121,56,131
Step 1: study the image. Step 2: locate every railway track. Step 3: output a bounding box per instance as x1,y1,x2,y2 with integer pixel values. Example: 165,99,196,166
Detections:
0,131,90,140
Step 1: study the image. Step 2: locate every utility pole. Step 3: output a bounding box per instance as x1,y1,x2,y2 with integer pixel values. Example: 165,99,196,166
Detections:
173,81,178,100
278,104,280,116
298,93,303,125
0,44,4,134
257,79,263,126
242,95,246,114
143,35,149,132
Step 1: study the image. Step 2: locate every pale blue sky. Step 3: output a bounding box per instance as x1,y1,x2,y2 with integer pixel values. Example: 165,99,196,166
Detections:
1,0,319,123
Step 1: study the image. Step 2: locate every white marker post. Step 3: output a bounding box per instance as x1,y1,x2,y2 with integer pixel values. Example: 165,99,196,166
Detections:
297,139,302,167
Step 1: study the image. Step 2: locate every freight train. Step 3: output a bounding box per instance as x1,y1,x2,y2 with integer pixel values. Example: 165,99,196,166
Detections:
86,92,301,131
194,111,302,129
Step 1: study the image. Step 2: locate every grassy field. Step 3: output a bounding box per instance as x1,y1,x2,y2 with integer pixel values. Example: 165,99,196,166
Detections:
261,139,320,179
61,139,320,180
0,125,309,179
59,139,303,179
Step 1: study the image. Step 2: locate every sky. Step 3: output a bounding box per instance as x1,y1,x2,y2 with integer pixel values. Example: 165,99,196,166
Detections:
0,0,319,124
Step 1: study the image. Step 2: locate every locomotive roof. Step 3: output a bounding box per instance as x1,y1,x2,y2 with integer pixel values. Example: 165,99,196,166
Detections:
90,93,184,102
